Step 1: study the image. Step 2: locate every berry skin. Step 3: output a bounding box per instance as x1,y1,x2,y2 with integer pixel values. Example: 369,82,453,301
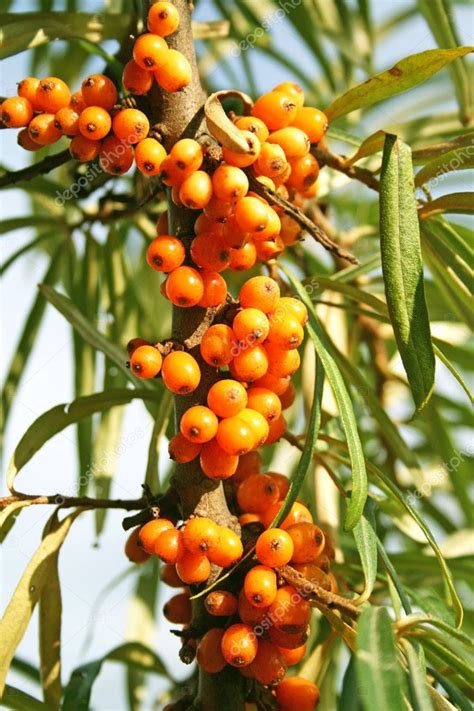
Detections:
239,276,280,313
127,337,151,356
267,127,310,159
216,416,255,456
155,49,192,92
254,142,288,179
69,135,101,161
203,196,234,222
237,474,280,514
234,115,269,143
248,641,287,686
165,266,204,307
162,351,201,394
286,522,325,563
287,153,320,193
70,91,87,113
161,562,185,587
293,563,331,590
277,644,307,665
233,450,262,484
1,97,33,128
155,527,185,564
238,408,270,448
138,518,174,554
276,677,320,711
147,1,180,36
182,517,220,554
146,235,185,273
268,472,290,498
36,77,71,112
265,414,287,444
196,629,226,673
221,130,261,168
28,114,62,145
255,528,294,567
246,387,282,423
230,345,269,383
129,344,162,378
54,107,80,136
99,135,134,175
17,129,41,151
176,550,211,584
244,565,277,607
253,372,290,396
205,590,238,617
125,527,151,564
262,501,313,530
252,91,297,131
291,107,328,144
221,623,258,667
265,344,301,378
122,59,153,95
277,297,308,326
207,379,247,418
168,432,201,463
78,106,111,140
233,308,269,347
273,81,305,108
269,585,310,632
190,233,230,272
237,588,269,627
267,313,304,350
133,33,168,70
254,206,281,242
200,438,238,479
135,137,167,175
208,526,243,567
198,270,227,308
269,624,310,650
113,108,149,144
234,196,269,233
81,74,117,110
229,242,257,272
179,170,213,209
212,165,249,201
169,138,203,176
200,324,235,367
17,77,40,109
163,591,191,624
180,405,218,444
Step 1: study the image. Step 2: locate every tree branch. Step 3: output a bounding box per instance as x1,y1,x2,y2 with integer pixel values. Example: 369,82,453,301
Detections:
278,565,360,621
0,149,71,188
0,493,147,510
312,145,380,192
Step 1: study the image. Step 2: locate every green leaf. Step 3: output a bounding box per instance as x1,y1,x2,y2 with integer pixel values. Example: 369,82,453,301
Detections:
39,525,62,710
421,221,472,292
380,134,435,414
0,232,55,276
412,133,474,163
325,47,473,122
356,607,406,711
415,146,474,187
428,667,473,711
434,345,473,403
1,685,49,711
345,130,386,166
419,192,474,219
376,537,412,616
145,391,173,491
0,216,60,234
353,499,377,604
403,640,435,711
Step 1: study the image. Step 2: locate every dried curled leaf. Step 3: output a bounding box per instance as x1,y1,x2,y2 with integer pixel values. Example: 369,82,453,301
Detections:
204,91,254,153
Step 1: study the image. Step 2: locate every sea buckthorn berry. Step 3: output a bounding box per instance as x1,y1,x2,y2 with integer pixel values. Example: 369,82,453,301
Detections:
156,211,169,235
239,513,264,527
127,340,151,359
205,590,238,617
190,233,230,272
255,237,285,262
27,113,61,145
254,142,288,178
252,91,297,131
200,324,235,367
169,432,201,463
122,59,153,95
69,91,87,113
279,381,295,410
287,153,320,193
280,214,302,245
99,135,134,175
176,550,211,584
125,527,151,564
248,641,287,686
81,74,117,110
208,526,243,567
273,81,305,108
78,106,111,140
327,572,338,592
155,49,192,92
253,372,290,396
179,170,213,209
234,196,269,233
238,408,270,448
264,413,287,444
155,528,185,565
36,77,71,112
133,33,168,70
255,528,294,567
200,438,239,479
180,405,218,444
233,308,269,346
196,629,227,674
277,297,308,326
262,500,313,530
267,126,310,159
17,129,41,152
229,241,257,271
237,588,269,627
135,137,167,175
138,518,174,554
268,472,290,498
147,1,180,36
287,522,325,563
146,235,185,272
221,215,248,248
246,387,282,423
230,345,269,383
291,107,328,144
270,585,310,632
69,135,101,161
234,115,269,143
293,563,331,590
198,270,227,308
163,591,191,624
17,77,40,108
237,474,279,514
253,207,281,242
221,623,258,667
234,450,262,483
169,138,203,175
165,266,204,306
207,379,247,418
203,196,234,222
267,314,304,350
265,344,301,378
160,562,183,587
130,344,162,378
244,565,277,607
276,677,320,711
212,165,249,201
112,108,149,144
221,130,261,168
239,276,280,313
216,416,256,456
195,212,222,234
269,624,310,649
278,643,307,665
159,155,183,186
182,517,220,554
54,107,80,136
162,351,201,394
0,97,33,128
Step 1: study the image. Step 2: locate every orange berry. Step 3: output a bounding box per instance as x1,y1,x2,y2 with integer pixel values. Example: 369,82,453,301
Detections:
203,196,234,222
233,308,269,346
253,372,290,396
280,214,302,245
255,237,285,262
267,313,304,350
237,587,268,626
125,527,151,564
54,107,80,136
146,235,185,272
165,266,204,306
262,501,313,530
36,77,70,112
169,138,203,176
244,565,277,607
179,170,213,209
182,517,220,554
270,584,310,632
212,164,249,201
237,473,279,514
69,135,101,161
293,563,331,590
17,77,40,109
221,130,261,168
255,528,294,567
234,115,269,143
190,233,230,272
276,677,320,711
155,528,185,564
254,142,288,179
238,408,270,448
160,562,184,587
200,324,235,367
279,381,296,410
207,379,247,418
269,624,310,649
162,351,201,394
81,74,117,110
180,405,218,444
229,242,257,271
265,414,287,444
205,590,238,617
0,97,33,128
230,345,269,383
196,628,226,673
253,207,281,242
163,591,191,624
286,522,325,564
70,91,87,113
239,276,280,313
287,153,320,193
248,640,287,686
155,49,192,92
159,155,185,186
291,107,327,144
208,526,243,567
147,1,180,36
168,432,201,463
216,416,255,456
156,211,169,235
277,644,307,665
252,91,297,131
198,270,227,307
138,518,174,554
133,33,168,70
99,135,134,175
267,126,310,159
127,337,151,357
267,472,290,499
129,344,162,378
113,108,149,144
176,550,211,584
122,59,153,95
78,106,111,140
234,196,269,233
277,297,308,326
135,137,167,175
246,387,282,423
28,114,62,145
265,344,301,378
301,179,319,198
273,81,305,108
17,128,41,152
200,438,239,479
221,623,258,667
195,212,223,234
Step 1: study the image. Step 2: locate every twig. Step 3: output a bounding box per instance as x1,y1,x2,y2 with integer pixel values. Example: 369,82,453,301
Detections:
278,565,360,620
0,149,71,188
313,146,380,192
0,493,147,510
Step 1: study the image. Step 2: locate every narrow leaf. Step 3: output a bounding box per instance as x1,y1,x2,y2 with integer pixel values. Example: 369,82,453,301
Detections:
39,560,62,709
353,499,377,604
419,192,474,219
415,146,474,187
403,640,435,711
1,685,49,711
